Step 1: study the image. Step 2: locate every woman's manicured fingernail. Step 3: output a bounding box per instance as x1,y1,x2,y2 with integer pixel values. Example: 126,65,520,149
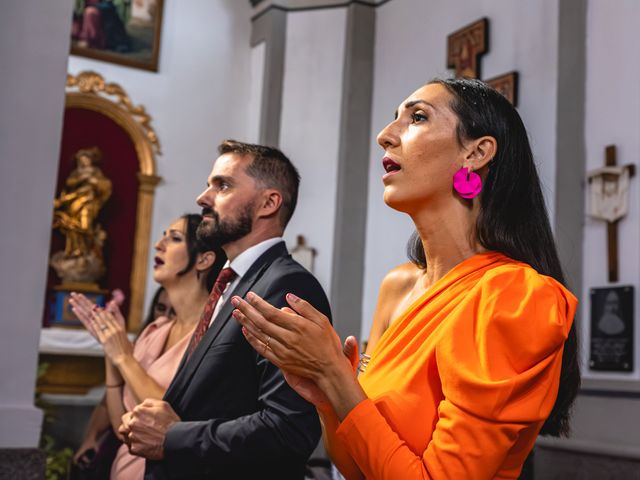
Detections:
232,309,241,319
231,297,240,307
286,293,299,303
241,326,248,336
246,292,255,302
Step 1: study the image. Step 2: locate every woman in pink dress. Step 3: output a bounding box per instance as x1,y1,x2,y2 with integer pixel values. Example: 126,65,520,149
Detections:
70,213,225,479
72,285,174,472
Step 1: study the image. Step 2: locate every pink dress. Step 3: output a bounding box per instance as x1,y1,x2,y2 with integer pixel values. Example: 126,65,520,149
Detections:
109,316,194,480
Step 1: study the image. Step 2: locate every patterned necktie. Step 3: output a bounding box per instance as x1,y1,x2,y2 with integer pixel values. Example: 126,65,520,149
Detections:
186,267,238,360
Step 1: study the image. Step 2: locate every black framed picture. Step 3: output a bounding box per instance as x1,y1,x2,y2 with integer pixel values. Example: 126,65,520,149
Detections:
589,286,634,372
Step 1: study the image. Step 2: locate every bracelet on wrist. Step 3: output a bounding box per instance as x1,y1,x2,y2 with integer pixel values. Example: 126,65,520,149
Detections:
105,383,124,388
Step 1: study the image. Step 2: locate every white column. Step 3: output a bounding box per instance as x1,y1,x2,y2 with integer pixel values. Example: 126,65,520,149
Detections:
0,0,72,447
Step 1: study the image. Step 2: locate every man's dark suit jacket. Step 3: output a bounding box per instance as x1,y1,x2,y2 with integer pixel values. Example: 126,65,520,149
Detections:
144,241,332,480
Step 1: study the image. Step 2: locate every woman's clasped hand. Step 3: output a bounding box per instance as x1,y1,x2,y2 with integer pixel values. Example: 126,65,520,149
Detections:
69,292,132,364
232,292,361,416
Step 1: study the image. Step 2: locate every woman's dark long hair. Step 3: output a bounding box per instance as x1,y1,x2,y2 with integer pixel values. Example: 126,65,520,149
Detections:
179,213,226,291
137,286,176,340
407,78,579,437
142,286,169,328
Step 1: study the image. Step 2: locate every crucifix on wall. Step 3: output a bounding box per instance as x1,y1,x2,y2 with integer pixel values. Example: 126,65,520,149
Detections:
446,18,519,106
587,145,635,283
447,18,488,78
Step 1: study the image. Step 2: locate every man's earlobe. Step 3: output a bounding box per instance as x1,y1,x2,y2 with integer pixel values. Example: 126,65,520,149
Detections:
260,190,283,217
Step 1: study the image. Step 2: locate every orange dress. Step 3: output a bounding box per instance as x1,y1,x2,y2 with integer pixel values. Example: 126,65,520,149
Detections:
335,252,577,479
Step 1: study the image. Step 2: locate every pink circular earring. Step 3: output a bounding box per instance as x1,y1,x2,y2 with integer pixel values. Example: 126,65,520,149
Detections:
453,167,482,199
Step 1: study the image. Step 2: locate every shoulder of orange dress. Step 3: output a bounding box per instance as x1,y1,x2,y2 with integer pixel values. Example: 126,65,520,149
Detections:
480,261,577,305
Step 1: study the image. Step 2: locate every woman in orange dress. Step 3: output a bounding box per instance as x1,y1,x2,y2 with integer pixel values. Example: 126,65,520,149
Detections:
70,214,226,479
231,78,580,479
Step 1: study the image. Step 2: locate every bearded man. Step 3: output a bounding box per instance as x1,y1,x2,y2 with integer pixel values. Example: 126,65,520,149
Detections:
121,140,331,480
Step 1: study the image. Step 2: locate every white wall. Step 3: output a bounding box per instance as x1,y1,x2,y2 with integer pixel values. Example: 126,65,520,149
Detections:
278,8,347,292
582,0,640,382
360,0,560,338
67,0,254,311
248,41,266,144
0,0,72,447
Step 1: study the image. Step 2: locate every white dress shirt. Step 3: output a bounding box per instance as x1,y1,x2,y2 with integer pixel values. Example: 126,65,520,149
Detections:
208,237,284,326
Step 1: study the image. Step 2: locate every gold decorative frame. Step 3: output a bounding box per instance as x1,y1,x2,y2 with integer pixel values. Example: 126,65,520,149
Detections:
66,71,161,331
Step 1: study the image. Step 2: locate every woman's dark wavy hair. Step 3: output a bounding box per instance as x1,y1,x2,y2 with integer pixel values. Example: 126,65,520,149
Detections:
406,78,580,437
179,213,226,291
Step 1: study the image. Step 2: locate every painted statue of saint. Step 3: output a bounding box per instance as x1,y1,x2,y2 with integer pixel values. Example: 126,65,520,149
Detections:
51,147,112,283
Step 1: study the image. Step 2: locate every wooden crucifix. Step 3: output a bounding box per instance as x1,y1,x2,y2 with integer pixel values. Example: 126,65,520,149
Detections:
447,18,488,79
587,145,636,283
446,18,519,106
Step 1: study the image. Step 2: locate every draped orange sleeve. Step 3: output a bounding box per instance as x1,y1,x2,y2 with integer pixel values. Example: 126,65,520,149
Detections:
335,252,577,480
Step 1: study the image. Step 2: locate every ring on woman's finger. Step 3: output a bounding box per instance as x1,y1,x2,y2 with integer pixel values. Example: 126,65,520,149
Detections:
100,325,108,332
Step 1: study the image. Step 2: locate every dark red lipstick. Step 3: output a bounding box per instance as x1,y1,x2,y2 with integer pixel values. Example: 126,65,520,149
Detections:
382,157,401,174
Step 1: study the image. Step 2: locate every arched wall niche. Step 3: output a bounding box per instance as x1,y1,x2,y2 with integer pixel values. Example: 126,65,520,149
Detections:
60,71,162,331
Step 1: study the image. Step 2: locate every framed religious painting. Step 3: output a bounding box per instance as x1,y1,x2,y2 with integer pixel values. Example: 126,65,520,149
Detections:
70,0,165,71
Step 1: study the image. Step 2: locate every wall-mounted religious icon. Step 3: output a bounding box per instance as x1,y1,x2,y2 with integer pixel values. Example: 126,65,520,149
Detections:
446,18,488,79
485,71,518,106
50,147,112,325
446,18,519,106
587,145,636,283
589,286,634,372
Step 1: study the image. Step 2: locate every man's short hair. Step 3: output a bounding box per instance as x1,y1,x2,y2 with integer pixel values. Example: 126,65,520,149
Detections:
218,140,300,227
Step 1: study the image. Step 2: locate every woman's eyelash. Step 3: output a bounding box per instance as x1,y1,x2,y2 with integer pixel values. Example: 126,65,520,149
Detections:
411,112,428,122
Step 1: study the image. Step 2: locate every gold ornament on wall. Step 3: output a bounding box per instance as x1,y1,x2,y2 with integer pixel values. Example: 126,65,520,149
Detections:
66,71,162,155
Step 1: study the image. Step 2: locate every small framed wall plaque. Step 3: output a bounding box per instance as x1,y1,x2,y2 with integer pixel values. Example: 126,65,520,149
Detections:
485,71,518,106
589,286,634,372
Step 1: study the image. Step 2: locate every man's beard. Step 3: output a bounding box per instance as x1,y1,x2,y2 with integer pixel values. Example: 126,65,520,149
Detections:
197,203,254,247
